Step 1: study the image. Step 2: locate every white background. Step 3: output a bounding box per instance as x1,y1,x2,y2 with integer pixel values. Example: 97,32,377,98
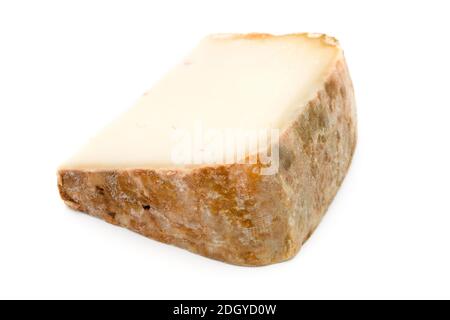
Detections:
1,0,449,300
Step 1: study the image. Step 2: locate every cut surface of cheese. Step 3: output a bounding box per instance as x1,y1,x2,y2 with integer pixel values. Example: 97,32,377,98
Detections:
61,34,341,169
58,33,357,266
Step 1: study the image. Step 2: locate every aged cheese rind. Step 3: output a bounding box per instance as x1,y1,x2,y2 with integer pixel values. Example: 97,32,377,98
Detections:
58,34,356,266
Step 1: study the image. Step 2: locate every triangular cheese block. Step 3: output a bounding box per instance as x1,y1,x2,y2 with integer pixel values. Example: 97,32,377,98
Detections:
58,33,356,266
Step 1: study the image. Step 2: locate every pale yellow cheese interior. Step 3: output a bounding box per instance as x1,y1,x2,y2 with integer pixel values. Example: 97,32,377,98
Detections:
62,34,340,170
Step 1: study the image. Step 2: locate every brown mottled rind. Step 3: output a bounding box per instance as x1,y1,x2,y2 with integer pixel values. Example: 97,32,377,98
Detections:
58,34,357,266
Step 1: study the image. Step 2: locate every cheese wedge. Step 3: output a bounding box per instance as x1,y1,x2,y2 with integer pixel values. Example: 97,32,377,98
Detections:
58,33,357,266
